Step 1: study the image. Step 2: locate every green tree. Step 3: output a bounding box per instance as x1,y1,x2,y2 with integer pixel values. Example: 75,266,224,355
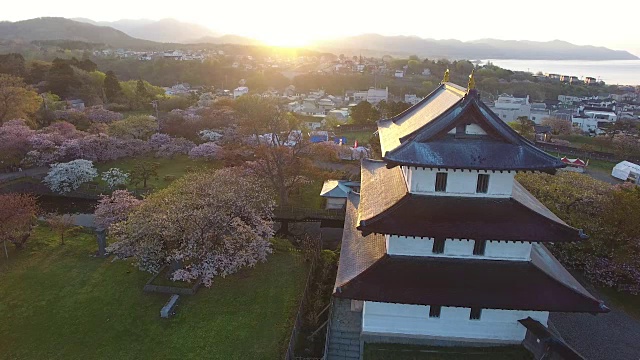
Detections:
351,101,380,125
0,53,26,77
46,60,79,98
129,161,160,189
0,74,41,124
508,116,535,140
135,78,149,106
108,115,158,140
103,70,123,103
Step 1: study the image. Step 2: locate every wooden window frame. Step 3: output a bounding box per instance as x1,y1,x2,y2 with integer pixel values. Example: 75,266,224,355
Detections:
476,173,490,194
473,240,487,256
429,305,441,318
435,172,448,192
432,238,445,254
470,307,482,320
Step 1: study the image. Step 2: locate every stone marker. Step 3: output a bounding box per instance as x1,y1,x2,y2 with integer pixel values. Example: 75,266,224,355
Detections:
95,228,107,257
161,294,180,318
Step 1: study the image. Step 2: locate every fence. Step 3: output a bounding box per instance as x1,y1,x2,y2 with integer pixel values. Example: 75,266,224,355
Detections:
335,124,377,132
274,206,346,221
284,237,322,360
535,141,640,164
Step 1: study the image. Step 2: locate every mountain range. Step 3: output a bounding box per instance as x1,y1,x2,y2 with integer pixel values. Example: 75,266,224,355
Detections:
0,17,637,61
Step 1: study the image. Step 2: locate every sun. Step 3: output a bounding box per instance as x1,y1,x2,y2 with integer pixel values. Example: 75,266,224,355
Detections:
255,32,311,48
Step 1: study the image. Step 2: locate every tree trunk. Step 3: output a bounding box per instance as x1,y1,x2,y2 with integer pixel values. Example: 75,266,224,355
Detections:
95,229,107,257
60,231,65,246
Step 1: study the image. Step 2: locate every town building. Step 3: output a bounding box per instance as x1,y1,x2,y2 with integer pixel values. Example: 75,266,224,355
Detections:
489,94,531,122
233,86,249,99
325,77,608,359
347,88,389,105
404,94,423,106
320,180,361,210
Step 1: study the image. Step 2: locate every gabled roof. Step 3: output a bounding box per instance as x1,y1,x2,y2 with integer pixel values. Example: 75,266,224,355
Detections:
335,194,608,313
377,82,564,171
320,180,359,198
357,159,586,242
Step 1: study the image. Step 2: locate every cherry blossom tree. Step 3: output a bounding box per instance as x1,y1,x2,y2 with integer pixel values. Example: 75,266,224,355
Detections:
0,119,34,170
43,159,98,194
101,168,129,188
155,137,195,158
107,167,275,286
188,142,222,160
85,106,123,124
94,190,141,230
0,193,38,252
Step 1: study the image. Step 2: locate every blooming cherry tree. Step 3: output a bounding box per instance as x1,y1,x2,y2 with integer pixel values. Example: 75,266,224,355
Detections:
108,168,275,286
94,190,141,230
43,159,98,194
188,142,222,160
101,168,129,188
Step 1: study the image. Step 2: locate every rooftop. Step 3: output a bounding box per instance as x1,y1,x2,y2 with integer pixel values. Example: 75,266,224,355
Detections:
357,159,586,242
335,194,608,314
377,82,564,171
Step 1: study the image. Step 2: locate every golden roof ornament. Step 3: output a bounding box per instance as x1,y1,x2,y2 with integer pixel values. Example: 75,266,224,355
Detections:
442,68,450,83
467,69,476,92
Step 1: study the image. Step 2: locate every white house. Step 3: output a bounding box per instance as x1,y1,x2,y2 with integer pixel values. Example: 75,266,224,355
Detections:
489,94,531,123
404,94,423,106
394,70,404,78
233,86,249,99
366,87,389,105
320,180,361,209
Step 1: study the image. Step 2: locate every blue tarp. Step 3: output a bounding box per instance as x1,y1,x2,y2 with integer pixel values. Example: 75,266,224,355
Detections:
310,135,329,143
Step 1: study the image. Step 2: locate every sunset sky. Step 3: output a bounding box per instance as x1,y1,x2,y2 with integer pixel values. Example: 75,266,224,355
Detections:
3,0,640,55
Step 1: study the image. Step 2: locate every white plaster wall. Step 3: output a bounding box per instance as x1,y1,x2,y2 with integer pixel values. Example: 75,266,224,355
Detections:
386,235,531,261
325,197,346,210
362,301,549,343
466,124,487,135
404,168,514,198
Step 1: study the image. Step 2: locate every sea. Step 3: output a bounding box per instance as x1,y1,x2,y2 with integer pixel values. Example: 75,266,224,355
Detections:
483,59,640,86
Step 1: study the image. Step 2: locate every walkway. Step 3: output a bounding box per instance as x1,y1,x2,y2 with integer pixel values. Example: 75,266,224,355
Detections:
551,287,640,360
0,167,48,184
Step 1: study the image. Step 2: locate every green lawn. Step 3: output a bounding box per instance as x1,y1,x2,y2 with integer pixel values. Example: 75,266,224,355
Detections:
289,179,324,209
95,155,222,191
0,225,307,360
335,130,376,146
586,159,616,173
364,344,533,360
599,287,640,320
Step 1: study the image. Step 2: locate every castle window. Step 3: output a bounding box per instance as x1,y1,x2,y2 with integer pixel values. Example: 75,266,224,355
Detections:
429,305,441,318
432,238,445,254
473,240,487,255
435,172,448,192
470,307,482,320
476,174,489,193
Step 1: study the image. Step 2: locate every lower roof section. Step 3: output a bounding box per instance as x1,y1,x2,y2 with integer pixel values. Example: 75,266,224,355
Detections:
358,159,586,242
335,194,608,314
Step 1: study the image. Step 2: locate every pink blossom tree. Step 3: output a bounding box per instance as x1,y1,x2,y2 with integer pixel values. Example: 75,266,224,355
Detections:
94,190,141,231
85,106,123,124
0,119,34,170
188,142,222,160
108,168,275,286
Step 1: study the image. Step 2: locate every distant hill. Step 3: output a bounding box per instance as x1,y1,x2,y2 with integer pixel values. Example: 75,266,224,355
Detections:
0,17,158,49
73,18,218,43
190,34,262,46
313,34,639,61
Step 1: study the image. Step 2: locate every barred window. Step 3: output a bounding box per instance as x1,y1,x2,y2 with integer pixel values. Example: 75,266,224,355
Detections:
429,305,441,318
432,238,445,254
476,174,489,193
473,240,487,256
435,172,448,192
470,307,482,320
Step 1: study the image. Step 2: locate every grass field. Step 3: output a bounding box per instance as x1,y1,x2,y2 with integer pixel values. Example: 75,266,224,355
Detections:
335,130,376,146
0,225,307,360
364,344,533,360
95,155,222,191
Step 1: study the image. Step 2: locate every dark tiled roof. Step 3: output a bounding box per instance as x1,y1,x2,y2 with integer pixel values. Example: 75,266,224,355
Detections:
358,159,406,222
335,217,608,313
357,160,586,242
334,193,386,290
378,82,564,171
